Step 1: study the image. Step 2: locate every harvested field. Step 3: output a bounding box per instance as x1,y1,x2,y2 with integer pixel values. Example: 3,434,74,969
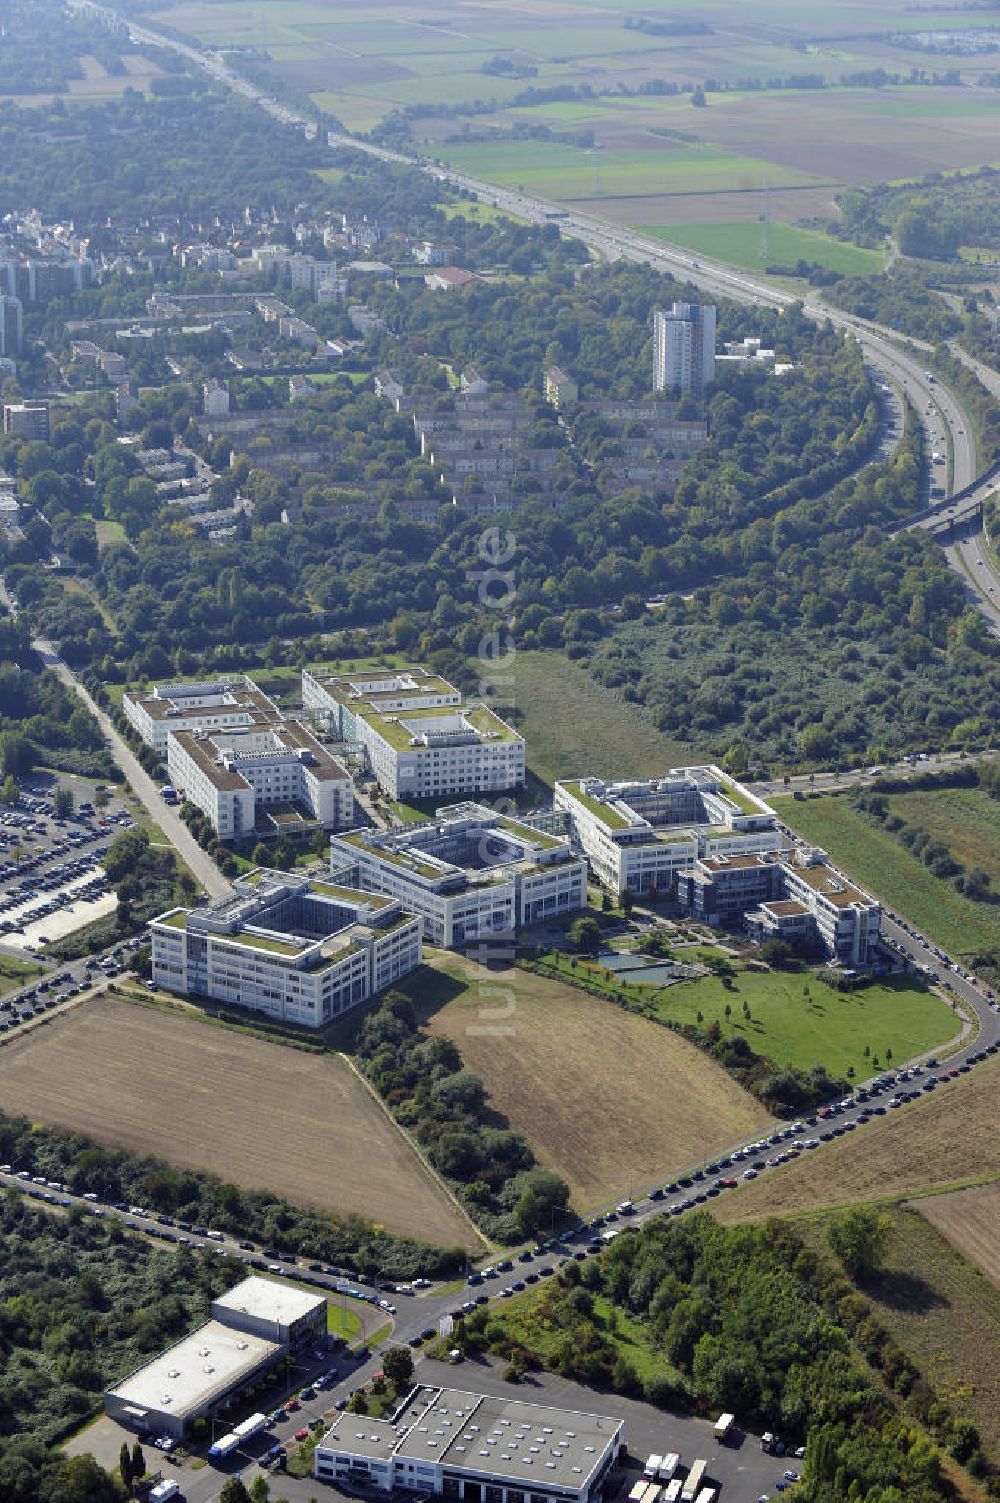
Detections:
713,1056,1000,1224
862,1203,1000,1464
917,1181,1000,1288
401,953,770,1210
0,995,477,1249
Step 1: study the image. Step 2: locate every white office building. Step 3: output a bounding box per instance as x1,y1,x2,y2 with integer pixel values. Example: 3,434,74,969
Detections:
554,767,780,898
122,677,282,758
150,868,422,1027
302,667,524,801
330,802,586,947
654,302,716,394
314,1385,623,1503
167,721,353,840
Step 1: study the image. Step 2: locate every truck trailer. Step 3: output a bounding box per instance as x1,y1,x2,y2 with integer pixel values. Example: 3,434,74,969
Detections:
713,1413,735,1444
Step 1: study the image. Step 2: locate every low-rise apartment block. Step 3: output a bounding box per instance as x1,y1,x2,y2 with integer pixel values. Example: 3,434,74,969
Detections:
150,868,421,1027
167,722,353,841
554,767,780,898
302,666,524,800
330,802,586,947
122,676,282,757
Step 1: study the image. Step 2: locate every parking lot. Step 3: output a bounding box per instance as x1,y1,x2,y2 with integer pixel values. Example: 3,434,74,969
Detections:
0,774,137,950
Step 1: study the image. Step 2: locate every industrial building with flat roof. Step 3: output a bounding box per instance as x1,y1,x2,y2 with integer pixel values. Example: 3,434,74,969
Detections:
212,1275,328,1346
150,867,421,1026
554,767,780,898
314,1384,624,1503
122,676,282,756
105,1277,326,1440
302,666,525,801
330,802,586,947
167,721,354,840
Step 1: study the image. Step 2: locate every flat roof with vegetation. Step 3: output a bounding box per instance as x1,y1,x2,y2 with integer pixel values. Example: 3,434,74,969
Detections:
560,781,632,830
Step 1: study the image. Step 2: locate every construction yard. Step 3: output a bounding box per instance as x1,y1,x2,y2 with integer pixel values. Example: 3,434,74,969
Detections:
0,994,478,1249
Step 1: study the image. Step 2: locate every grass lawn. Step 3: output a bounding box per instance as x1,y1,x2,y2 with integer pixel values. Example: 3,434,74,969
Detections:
504,649,693,790
650,969,958,1079
437,199,527,226
0,955,44,997
640,220,886,278
495,1286,682,1387
887,786,1000,885
773,793,1000,964
327,1298,365,1342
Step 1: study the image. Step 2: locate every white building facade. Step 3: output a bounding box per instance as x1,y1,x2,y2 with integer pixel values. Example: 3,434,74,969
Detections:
654,302,716,394
167,722,353,840
150,870,422,1027
122,677,281,758
555,767,780,897
330,803,586,947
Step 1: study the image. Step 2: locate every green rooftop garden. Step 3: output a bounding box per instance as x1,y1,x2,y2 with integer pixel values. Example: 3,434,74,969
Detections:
497,815,564,850
717,776,766,818
157,910,188,929
561,781,632,831
226,930,305,957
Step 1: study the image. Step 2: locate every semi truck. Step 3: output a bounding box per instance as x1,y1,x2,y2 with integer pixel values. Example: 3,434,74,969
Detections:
658,1453,680,1481
644,1455,663,1479
662,1481,683,1503
208,1431,241,1460
681,1460,708,1503
713,1413,735,1444
233,1412,268,1442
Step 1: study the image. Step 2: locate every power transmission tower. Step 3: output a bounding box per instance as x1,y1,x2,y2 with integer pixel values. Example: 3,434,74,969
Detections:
758,182,770,263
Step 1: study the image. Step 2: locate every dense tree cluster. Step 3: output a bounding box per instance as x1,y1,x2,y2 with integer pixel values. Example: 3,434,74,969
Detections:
0,1196,237,1503
461,1212,993,1499
356,990,569,1239
0,1110,463,1279
837,166,1000,260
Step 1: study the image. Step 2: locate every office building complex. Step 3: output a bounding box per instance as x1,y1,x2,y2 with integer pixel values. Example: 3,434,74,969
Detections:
653,302,716,394
105,1277,327,1439
150,868,421,1027
554,767,780,898
314,1385,624,1503
123,677,282,757
330,802,586,947
167,721,354,840
303,667,525,801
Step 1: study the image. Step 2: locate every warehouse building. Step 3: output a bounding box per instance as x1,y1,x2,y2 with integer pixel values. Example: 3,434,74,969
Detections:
122,676,282,757
149,868,421,1027
212,1275,328,1347
330,802,586,947
167,721,354,840
314,1385,624,1503
302,666,525,800
105,1278,327,1440
554,767,780,898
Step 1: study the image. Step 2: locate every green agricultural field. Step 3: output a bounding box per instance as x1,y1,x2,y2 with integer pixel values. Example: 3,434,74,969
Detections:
504,649,692,789
773,793,1000,964
648,969,958,1078
434,140,826,203
641,220,887,277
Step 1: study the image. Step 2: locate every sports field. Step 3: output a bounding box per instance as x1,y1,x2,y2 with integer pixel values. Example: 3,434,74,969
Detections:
397,953,770,1210
506,649,692,789
648,970,957,1079
0,995,478,1249
773,792,1000,965
714,1055,1000,1224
